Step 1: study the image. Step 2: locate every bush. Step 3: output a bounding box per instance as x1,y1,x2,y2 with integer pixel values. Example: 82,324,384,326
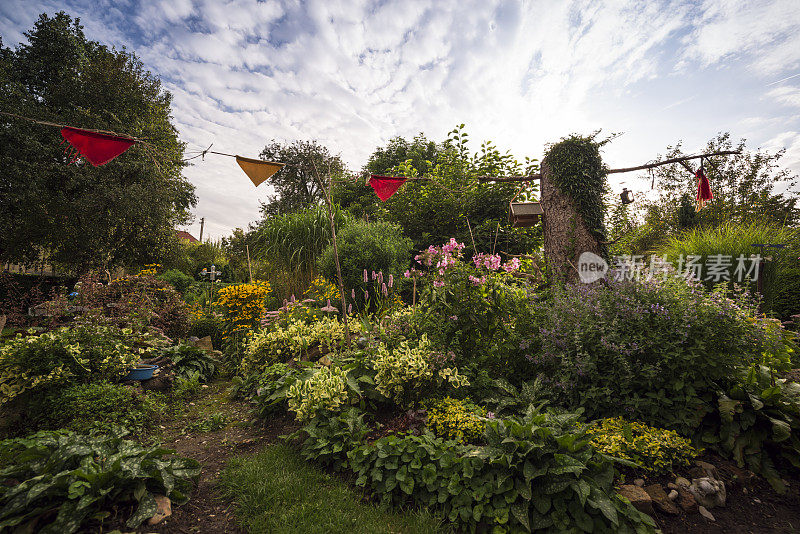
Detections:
425,396,487,444
0,428,200,533
0,319,162,405
241,316,348,375
348,408,656,532
292,407,370,471
215,281,272,338
287,366,350,421
161,343,219,382
318,220,413,297
159,268,194,293
250,363,305,418
36,382,166,434
371,334,468,405
531,277,769,435
588,417,697,474
188,313,224,350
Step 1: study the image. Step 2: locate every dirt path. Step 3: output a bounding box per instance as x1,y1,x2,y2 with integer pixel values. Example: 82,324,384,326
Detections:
141,381,295,534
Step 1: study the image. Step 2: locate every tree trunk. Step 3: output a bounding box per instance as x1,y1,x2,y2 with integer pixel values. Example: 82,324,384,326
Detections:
541,160,605,283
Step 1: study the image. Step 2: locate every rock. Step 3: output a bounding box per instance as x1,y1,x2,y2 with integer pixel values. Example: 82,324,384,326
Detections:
643,484,679,515
667,482,679,491
677,487,697,513
633,478,645,487
695,460,720,480
689,477,726,508
675,476,691,488
698,505,715,521
618,485,654,515
668,490,678,501
318,355,332,367
194,335,214,352
147,495,172,525
0,314,6,333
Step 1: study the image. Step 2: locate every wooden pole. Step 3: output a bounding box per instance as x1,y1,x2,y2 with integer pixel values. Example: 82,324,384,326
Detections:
246,244,253,283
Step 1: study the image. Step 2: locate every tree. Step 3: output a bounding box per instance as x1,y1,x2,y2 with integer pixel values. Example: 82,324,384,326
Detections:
0,13,195,274
258,140,347,217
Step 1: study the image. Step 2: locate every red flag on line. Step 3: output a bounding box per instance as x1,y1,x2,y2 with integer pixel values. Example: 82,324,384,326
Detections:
369,175,407,202
695,168,713,209
60,127,136,166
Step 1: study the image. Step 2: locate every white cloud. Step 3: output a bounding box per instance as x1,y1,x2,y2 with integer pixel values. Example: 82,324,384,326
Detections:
766,85,800,108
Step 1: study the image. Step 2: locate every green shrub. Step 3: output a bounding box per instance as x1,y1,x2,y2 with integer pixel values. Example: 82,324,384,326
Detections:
0,319,162,404
159,268,194,293
425,396,487,444
162,343,219,382
348,408,656,533
0,428,200,533
658,221,799,315
318,219,413,297
287,366,350,421
291,407,370,472
37,382,166,434
588,417,697,474
250,363,305,418
532,276,769,435
699,367,800,493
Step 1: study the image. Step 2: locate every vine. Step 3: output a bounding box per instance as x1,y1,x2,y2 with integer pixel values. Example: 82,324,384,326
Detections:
543,134,609,255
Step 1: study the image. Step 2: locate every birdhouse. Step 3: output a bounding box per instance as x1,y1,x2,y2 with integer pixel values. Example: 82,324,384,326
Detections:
620,188,634,205
508,202,543,227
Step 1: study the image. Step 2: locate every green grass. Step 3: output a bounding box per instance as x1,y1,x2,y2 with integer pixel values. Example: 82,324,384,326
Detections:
219,444,444,534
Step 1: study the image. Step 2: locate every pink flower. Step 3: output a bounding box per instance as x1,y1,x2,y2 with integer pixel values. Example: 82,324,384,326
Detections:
433,280,445,288
468,275,486,286
404,270,411,278
382,283,388,296
503,257,520,273
388,275,394,288
363,269,368,283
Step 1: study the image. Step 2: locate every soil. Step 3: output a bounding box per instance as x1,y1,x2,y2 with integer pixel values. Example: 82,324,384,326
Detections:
132,381,296,534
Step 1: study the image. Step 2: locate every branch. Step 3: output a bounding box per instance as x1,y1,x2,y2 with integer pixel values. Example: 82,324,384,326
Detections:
478,175,542,183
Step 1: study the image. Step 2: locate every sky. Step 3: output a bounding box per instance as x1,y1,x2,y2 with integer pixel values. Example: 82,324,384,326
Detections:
1,0,800,240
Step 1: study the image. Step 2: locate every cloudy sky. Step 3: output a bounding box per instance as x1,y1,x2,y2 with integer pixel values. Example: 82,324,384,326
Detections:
2,0,799,239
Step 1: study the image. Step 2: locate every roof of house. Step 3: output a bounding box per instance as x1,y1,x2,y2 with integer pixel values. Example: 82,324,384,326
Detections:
176,230,199,243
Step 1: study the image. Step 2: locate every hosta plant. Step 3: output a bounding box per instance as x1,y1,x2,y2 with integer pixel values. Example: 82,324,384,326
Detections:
0,428,200,533
286,365,351,421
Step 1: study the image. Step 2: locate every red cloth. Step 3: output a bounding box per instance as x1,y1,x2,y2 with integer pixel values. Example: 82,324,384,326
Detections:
369,174,407,202
60,127,136,166
695,168,713,209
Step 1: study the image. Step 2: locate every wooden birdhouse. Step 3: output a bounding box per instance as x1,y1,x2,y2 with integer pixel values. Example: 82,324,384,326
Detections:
508,201,543,227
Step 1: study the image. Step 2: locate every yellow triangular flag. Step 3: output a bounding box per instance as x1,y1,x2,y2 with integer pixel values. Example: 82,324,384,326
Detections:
236,155,284,187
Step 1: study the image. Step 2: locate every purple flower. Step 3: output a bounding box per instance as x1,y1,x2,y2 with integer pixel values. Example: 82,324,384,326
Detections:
388,274,394,288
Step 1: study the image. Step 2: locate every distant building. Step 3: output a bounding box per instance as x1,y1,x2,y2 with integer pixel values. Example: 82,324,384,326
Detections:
176,230,199,243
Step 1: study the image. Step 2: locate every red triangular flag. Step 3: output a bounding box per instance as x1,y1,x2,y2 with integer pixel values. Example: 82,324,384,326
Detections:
696,168,713,209
60,127,136,166
369,175,407,202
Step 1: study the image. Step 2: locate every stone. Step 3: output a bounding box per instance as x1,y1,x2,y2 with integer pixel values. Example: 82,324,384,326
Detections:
318,355,332,367
147,495,172,525
668,490,678,501
689,477,726,508
695,460,720,480
667,482,679,491
643,484,679,515
618,485,654,515
677,487,697,513
633,478,645,487
675,477,691,488
0,314,6,333
194,335,214,352
698,505,715,521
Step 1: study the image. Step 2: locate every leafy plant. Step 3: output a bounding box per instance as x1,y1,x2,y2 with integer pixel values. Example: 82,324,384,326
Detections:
162,343,219,382
290,407,370,471
287,366,351,421
250,363,306,418
588,417,697,474
184,412,228,433
425,396,487,444
0,428,200,533
187,312,225,350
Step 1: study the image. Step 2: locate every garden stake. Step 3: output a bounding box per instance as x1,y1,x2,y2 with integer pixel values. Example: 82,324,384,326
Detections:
246,244,253,283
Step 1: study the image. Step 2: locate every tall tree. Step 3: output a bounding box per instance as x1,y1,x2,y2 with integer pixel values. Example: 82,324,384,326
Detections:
0,12,195,273
258,139,347,217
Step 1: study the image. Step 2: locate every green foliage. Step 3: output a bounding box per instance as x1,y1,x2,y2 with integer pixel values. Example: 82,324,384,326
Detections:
162,343,219,382
318,219,413,296
184,412,228,433
699,368,800,493
188,313,225,350
372,335,469,405
287,365,351,421
159,268,194,292
241,315,348,375
0,318,161,404
658,221,800,315
0,12,195,272
425,396,487,444
348,408,655,533
588,417,697,474
0,428,200,533
543,134,608,247
249,363,306,418
37,381,166,434
532,277,768,435
218,444,443,534
291,408,370,471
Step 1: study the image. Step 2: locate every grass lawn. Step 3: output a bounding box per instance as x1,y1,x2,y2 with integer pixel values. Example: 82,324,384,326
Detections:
219,444,444,534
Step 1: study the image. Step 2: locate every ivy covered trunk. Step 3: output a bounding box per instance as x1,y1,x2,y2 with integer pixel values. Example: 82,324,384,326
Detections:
541,136,608,283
